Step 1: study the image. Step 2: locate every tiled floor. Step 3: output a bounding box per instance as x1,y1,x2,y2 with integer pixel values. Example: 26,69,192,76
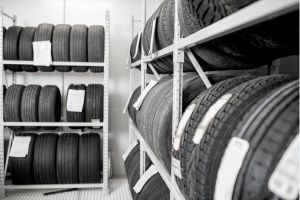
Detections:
4,177,132,200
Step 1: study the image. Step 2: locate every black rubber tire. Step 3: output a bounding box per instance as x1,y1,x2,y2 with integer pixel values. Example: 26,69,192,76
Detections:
10,133,37,185
20,85,42,130
38,85,61,130
85,84,104,128
34,23,55,72
56,133,80,184
128,86,142,126
33,133,58,184
4,85,25,130
173,76,255,199
124,142,140,174
66,84,86,129
230,80,299,200
52,24,72,72
70,25,88,72
188,75,298,200
3,26,23,72
19,27,38,72
88,25,105,73
79,133,101,183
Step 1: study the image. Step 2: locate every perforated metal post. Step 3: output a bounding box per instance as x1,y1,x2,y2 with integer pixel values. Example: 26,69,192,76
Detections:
140,0,147,177
103,10,110,196
171,1,184,199
12,15,17,85
129,15,135,145
0,7,5,199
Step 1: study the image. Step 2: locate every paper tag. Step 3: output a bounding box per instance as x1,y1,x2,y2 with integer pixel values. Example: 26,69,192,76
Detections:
148,18,157,56
133,80,157,110
193,93,232,144
122,140,139,161
268,134,299,200
33,41,52,66
92,119,100,129
67,89,85,112
214,137,249,200
133,30,142,59
133,165,159,193
174,104,196,150
126,46,132,68
172,157,182,179
123,91,134,114
10,137,31,157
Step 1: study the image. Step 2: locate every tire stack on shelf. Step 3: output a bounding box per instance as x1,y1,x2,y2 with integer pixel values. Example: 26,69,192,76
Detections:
124,141,170,200
172,75,299,200
3,23,105,73
10,133,102,185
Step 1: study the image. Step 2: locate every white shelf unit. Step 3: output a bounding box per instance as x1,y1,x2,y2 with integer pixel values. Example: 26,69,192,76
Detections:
0,8,110,198
128,0,299,199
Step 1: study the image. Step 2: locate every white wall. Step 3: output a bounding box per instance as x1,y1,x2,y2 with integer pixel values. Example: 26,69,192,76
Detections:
0,0,161,176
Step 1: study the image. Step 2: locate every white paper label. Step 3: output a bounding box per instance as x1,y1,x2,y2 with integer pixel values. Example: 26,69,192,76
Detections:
193,93,232,144
148,18,157,56
268,134,299,200
133,30,142,59
214,137,250,200
123,91,134,114
174,104,196,150
10,137,31,157
122,140,139,161
67,89,85,112
133,165,159,193
92,119,100,129
133,80,157,110
33,41,52,66
172,157,182,179
126,46,131,67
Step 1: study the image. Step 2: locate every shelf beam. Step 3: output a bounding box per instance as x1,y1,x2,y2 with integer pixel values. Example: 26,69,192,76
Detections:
3,60,104,67
143,44,174,63
5,183,103,189
3,122,104,127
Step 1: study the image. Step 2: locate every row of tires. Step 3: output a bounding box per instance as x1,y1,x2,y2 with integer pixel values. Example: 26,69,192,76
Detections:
10,133,101,185
4,84,103,130
3,24,104,73
130,0,298,73
124,141,170,200
128,74,299,200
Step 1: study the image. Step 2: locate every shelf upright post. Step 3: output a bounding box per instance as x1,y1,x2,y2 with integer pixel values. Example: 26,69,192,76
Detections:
103,10,110,196
172,0,184,199
129,15,135,145
0,6,5,199
12,15,17,85
140,0,147,177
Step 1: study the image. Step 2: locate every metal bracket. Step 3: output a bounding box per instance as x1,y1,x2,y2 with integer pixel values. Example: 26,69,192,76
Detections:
148,63,160,80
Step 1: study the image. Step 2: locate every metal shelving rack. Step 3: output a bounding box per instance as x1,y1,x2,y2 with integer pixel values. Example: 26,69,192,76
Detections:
128,0,299,199
0,7,110,198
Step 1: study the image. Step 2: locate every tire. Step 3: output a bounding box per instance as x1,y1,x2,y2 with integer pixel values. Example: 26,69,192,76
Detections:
34,23,55,72
188,75,298,200
231,80,299,200
56,133,80,184
3,26,23,72
85,84,104,128
11,133,37,185
21,85,42,130
70,25,88,72
124,142,140,174
38,85,61,130
173,76,255,199
79,133,101,183
66,84,86,129
52,24,72,72
128,86,142,126
33,133,58,184
4,85,25,130
88,25,105,73
19,27,38,72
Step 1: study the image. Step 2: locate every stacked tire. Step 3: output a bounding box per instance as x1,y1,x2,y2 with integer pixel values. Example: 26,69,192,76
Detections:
4,84,61,130
10,133,101,185
124,141,170,200
3,23,105,73
172,75,299,199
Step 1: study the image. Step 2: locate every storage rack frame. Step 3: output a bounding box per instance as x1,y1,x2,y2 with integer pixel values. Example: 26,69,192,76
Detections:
128,0,299,199
0,7,110,198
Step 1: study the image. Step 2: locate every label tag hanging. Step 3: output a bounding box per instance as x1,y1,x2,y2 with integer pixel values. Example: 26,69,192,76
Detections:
133,165,159,193
148,18,157,56
174,104,196,150
122,140,139,161
193,93,232,144
67,89,85,112
10,137,31,157
123,91,134,114
214,137,249,200
126,46,132,68
133,30,142,59
133,80,157,110
268,134,299,200
33,41,52,66
172,157,182,179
